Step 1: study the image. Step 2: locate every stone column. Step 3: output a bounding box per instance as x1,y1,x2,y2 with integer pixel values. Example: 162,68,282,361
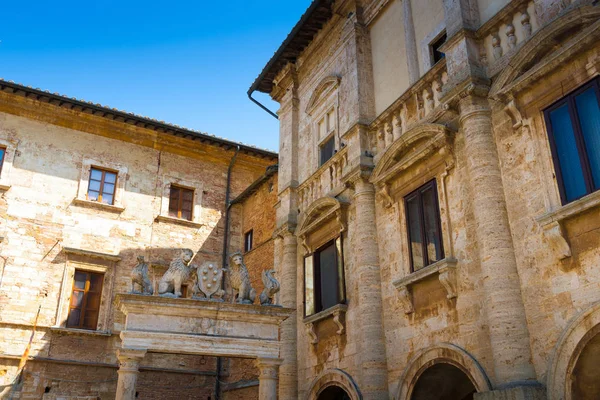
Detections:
352,176,388,399
403,0,420,84
278,230,298,399
459,91,537,387
256,357,283,400
115,348,146,400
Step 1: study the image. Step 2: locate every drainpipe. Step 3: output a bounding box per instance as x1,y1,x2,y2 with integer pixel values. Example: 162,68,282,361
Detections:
215,145,240,400
248,91,279,120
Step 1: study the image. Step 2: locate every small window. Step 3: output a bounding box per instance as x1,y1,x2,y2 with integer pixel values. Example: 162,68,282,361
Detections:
0,147,6,176
405,180,444,272
244,230,254,253
430,32,447,65
304,237,345,316
169,185,194,221
87,167,117,205
67,270,104,330
544,78,600,204
320,136,336,166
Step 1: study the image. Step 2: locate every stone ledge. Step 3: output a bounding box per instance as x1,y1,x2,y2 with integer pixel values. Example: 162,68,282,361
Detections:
303,303,347,344
0,183,11,191
63,247,121,262
50,327,113,337
536,190,600,260
71,197,125,213
393,258,458,314
154,215,204,229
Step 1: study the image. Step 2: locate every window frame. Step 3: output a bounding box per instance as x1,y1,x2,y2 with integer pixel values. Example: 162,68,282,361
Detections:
244,229,254,253
317,107,338,167
404,179,445,272
168,184,195,221
0,146,6,177
429,31,447,66
543,77,600,205
87,166,118,205
67,269,105,331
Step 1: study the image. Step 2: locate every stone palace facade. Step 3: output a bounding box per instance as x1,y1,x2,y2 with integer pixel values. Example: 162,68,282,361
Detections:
249,0,600,399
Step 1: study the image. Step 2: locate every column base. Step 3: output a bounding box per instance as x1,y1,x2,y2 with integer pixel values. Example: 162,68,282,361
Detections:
474,384,546,400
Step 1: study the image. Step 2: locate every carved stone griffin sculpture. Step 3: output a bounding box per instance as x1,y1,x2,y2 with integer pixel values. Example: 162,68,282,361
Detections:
158,249,194,298
259,269,280,306
227,252,256,304
131,255,153,295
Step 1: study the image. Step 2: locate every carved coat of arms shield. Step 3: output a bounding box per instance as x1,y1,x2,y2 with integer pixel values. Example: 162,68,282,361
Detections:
195,262,224,300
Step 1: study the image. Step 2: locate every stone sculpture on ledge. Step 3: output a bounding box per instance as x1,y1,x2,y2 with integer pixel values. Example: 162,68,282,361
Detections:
259,269,280,306
158,248,194,298
227,252,256,304
193,262,225,301
131,255,153,295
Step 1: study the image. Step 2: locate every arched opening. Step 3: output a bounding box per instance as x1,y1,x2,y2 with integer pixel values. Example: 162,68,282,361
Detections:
571,330,600,399
318,385,351,400
411,363,476,400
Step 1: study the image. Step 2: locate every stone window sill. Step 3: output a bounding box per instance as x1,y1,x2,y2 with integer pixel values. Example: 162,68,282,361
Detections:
392,257,458,314
536,190,600,260
0,183,11,191
154,215,204,229
51,327,112,337
303,303,347,344
72,198,125,213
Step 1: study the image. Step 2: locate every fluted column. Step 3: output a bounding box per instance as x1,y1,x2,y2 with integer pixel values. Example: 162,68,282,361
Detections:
257,357,283,400
459,91,536,386
352,176,388,398
115,348,146,400
278,231,298,399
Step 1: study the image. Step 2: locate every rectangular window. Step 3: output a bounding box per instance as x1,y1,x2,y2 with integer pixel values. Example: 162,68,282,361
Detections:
430,32,447,65
320,136,335,166
244,230,253,253
304,237,345,316
87,167,117,205
0,147,5,176
169,185,194,221
405,180,444,272
544,78,600,204
67,270,104,330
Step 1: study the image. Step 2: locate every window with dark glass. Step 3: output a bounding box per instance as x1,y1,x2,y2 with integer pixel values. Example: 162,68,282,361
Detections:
67,270,104,330
169,185,194,221
544,78,600,204
244,230,253,253
405,180,444,272
320,136,336,166
430,32,447,65
87,167,117,205
0,147,6,176
304,237,345,316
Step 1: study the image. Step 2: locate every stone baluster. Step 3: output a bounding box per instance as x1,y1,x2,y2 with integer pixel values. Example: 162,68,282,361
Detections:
433,76,443,106
479,44,488,66
521,8,532,38
423,87,434,115
384,120,393,148
492,32,503,60
506,21,517,49
256,357,283,400
377,126,385,154
392,112,402,141
115,348,146,400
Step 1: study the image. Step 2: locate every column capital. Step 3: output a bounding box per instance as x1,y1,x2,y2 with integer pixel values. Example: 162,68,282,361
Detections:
117,348,146,371
256,357,283,379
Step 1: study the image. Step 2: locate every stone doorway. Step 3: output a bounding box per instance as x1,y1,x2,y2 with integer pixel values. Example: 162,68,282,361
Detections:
571,331,600,400
411,363,476,400
318,385,351,400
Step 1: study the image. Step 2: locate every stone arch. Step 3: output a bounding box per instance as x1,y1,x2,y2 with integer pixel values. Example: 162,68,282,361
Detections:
547,300,600,400
490,5,600,97
305,369,362,400
395,343,492,400
305,75,341,115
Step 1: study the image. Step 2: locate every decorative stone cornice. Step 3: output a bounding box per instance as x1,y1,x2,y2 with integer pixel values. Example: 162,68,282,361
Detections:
297,197,348,253
63,247,121,262
305,75,341,115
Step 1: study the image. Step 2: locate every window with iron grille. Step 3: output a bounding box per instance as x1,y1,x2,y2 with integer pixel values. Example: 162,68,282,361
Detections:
405,180,444,272
87,167,117,205
67,270,104,330
544,78,600,204
169,185,194,221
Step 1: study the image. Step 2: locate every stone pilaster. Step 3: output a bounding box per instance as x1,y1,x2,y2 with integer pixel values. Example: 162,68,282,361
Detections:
403,0,420,84
115,348,146,400
351,174,388,399
458,88,537,386
256,357,283,400
276,228,298,399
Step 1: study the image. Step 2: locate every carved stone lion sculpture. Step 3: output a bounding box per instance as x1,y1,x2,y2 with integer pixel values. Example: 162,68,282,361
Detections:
259,269,280,306
131,255,153,295
158,249,194,298
227,252,256,304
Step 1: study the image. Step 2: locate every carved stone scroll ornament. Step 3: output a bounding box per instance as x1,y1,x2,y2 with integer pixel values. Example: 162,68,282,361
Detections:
398,286,414,314
333,308,345,335
259,269,281,306
193,262,225,301
227,252,256,304
307,323,318,345
438,265,458,299
542,221,571,260
158,249,195,298
131,255,153,295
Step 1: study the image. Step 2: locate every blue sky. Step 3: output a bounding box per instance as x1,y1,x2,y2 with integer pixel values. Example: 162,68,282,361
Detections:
0,1,312,152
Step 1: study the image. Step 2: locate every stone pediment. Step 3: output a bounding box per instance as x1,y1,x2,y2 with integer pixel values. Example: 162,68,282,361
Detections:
370,123,453,186
297,196,348,253
305,75,341,115
491,6,600,98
